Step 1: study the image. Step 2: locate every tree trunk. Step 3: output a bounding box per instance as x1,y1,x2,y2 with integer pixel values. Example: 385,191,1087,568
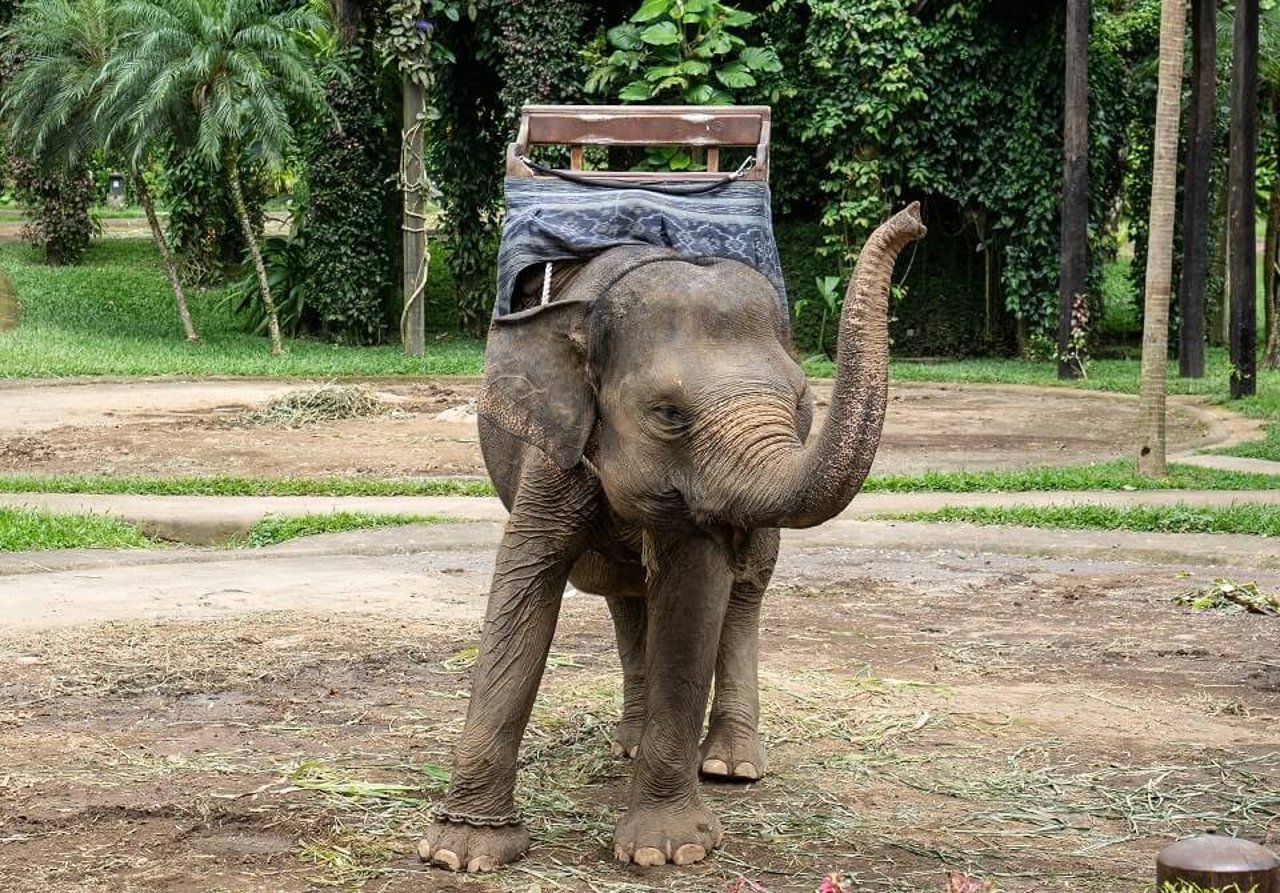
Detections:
402,78,427,357
1227,0,1259,398
1265,169,1280,369
135,171,199,344
1058,0,1089,380
226,150,283,356
1177,0,1215,378
1137,0,1186,477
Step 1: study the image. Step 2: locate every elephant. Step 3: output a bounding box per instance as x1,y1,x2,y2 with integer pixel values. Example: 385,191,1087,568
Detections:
418,203,925,872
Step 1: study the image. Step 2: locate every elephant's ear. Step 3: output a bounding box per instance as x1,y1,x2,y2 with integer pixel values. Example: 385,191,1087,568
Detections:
479,299,595,470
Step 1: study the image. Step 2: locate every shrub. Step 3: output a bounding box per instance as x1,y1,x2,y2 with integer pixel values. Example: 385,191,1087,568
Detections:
9,157,94,265
301,50,396,344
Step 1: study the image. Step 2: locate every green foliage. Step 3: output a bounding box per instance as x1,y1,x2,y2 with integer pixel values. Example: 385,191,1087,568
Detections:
393,0,591,334
885,502,1280,537
9,157,94,264
0,473,495,497
161,146,262,286
243,512,448,547
228,232,309,337
110,0,330,170
302,48,396,344
586,0,781,106
791,275,841,359
0,506,152,551
765,2,1153,337
0,0,116,163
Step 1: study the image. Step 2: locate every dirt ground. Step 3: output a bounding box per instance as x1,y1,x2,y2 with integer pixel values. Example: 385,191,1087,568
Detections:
1,536,1277,893
0,378,1216,478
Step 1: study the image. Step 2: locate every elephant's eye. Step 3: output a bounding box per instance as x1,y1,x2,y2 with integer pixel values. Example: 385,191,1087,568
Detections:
651,402,690,432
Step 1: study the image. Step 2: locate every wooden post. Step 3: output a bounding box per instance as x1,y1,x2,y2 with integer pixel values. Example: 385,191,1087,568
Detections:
1177,0,1215,378
1057,0,1089,380
1227,0,1258,398
402,77,427,357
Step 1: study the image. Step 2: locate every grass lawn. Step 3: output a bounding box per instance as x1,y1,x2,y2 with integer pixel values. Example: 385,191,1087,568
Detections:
238,512,448,547
0,506,153,551
0,474,495,497
0,239,483,378
2,234,1277,466
0,461,1275,498
881,502,1280,537
0,505,449,551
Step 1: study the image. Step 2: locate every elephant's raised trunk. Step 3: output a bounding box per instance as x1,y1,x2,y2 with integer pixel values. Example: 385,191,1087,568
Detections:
732,203,926,529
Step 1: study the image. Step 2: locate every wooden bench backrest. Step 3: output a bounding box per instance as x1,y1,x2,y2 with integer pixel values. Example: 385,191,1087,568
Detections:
506,105,770,182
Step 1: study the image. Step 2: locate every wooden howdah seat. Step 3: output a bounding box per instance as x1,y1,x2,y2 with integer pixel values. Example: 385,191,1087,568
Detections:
497,105,783,317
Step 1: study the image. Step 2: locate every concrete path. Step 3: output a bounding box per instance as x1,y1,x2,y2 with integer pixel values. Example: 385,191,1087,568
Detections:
2,487,1279,545
3,517,1277,631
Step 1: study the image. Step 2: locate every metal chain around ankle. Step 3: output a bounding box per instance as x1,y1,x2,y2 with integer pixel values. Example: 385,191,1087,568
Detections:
433,805,523,828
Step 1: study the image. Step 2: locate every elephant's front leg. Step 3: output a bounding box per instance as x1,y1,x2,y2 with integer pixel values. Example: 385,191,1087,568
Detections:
419,465,596,873
701,528,778,782
614,531,734,867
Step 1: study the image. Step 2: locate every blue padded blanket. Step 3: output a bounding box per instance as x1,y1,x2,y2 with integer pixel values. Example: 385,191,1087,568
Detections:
494,177,786,317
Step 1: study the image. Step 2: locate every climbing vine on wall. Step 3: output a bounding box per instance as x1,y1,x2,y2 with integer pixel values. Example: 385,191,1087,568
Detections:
303,48,397,343
380,0,594,334
764,0,1153,335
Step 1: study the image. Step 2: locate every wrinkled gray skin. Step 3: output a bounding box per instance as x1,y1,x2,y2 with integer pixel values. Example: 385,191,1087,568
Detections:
419,205,925,872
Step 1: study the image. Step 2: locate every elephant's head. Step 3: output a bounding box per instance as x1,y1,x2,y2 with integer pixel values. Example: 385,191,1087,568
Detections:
480,203,926,531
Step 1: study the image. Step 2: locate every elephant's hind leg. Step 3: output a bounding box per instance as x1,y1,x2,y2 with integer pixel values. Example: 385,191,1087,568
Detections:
604,592,646,758
420,460,598,872
569,553,647,760
700,528,777,782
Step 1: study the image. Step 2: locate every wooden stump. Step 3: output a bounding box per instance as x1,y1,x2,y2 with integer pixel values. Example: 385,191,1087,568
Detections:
1157,835,1279,892
0,268,18,331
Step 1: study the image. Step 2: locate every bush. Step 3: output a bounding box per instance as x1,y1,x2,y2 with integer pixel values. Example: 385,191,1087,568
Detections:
9,157,94,265
162,146,264,286
302,49,397,344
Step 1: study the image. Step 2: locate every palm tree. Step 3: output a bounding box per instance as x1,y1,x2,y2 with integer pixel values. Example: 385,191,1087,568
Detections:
109,0,330,355
1,0,199,341
1136,0,1185,476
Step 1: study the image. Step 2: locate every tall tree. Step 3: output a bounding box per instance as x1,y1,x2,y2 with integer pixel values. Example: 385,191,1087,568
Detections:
1177,0,1215,378
1136,0,1186,476
1057,0,1089,380
110,0,331,355
1,0,198,340
1258,3,1280,370
1227,0,1259,398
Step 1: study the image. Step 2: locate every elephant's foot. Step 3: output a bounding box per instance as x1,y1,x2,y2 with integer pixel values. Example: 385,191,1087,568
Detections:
613,801,723,867
699,722,766,781
611,715,642,759
418,820,530,872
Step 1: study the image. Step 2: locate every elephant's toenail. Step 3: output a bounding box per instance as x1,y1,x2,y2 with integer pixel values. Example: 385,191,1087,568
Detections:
467,855,496,873
613,844,631,863
701,758,730,777
416,839,432,861
432,849,462,871
633,846,666,867
610,740,627,758
673,844,706,865
627,745,638,758
735,761,760,779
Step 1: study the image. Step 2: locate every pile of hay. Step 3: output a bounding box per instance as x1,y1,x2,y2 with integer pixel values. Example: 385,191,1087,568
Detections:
244,384,386,428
